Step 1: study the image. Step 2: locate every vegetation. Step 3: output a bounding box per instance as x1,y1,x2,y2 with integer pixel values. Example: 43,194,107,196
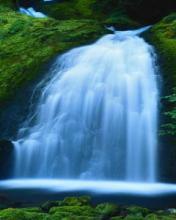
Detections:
147,13,176,137
160,88,176,136
0,196,175,220
0,6,105,103
38,0,139,28
38,0,176,25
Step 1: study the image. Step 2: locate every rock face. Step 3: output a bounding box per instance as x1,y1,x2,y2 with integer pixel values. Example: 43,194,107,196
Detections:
0,140,14,179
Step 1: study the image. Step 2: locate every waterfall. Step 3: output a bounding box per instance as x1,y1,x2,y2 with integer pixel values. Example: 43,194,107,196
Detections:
19,7,47,18
13,27,159,182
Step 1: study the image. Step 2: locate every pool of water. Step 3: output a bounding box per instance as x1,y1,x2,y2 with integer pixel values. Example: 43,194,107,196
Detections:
0,179,176,209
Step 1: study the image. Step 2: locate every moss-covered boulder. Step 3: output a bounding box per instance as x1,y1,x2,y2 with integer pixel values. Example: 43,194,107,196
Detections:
61,196,91,207
95,203,119,218
0,6,105,103
126,206,150,217
0,0,15,9
39,0,97,20
38,0,176,26
38,0,139,28
0,208,48,220
148,13,176,90
0,197,176,220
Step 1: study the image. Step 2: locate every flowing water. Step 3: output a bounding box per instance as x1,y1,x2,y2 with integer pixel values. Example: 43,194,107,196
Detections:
13,27,159,182
19,7,47,18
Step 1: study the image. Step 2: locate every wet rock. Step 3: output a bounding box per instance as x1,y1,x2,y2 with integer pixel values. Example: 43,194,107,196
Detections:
0,139,14,179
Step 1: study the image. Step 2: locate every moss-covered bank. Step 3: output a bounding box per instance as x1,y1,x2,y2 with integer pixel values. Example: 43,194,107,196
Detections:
0,196,176,220
0,6,105,103
36,0,176,26
146,14,176,137
145,13,176,181
38,0,139,29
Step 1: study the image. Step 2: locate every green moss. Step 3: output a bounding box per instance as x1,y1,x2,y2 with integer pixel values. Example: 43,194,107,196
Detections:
0,198,175,220
95,203,119,218
124,215,144,220
160,216,176,220
104,11,140,29
126,206,150,217
146,13,176,137
0,208,48,220
20,207,42,213
0,7,105,103
74,0,96,18
39,0,97,20
41,201,61,212
110,217,124,220
39,0,139,28
49,205,97,216
61,196,91,207
0,0,15,9
147,13,176,89
145,214,159,220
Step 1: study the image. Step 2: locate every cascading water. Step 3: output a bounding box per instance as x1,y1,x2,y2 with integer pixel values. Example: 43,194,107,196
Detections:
13,27,158,182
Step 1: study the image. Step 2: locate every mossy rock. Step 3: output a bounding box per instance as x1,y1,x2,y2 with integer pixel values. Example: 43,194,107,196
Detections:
110,217,124,220
126,206,150,217
0,0,15,9
160,216,176,220
95,203,119,218
145,13,176,152
46,212,98,220
38,0,97,20
124,214,144,220
146,13,176,90
104,11,140,29
0,6,105,104
41,201,61,212
0,208,48,220
20,207,42,213
145,213,159,220
60,196,91,207
49,205,97,217
39,0,139,29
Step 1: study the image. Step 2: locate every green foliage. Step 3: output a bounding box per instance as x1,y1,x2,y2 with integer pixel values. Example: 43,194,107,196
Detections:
126,206,150,217
39,0,97,20
145,214,159,220
0,0,15,9
95,203,119,218
104,11,139,28
0,208,47,220
148,13,176,87
39,0,139,28
160,88,176,136
49,205,97,216
0,7,105,103
60,196,91,207
0,197,175,220
146,13,176,137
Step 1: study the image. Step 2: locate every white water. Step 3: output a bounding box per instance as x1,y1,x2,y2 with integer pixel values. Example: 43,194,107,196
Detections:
19,7,47,18
14,27,158,182
1,180,176,195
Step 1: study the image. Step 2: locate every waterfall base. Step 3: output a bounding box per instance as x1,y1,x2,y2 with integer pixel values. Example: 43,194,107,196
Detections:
1,179,176,195
1,180,176,209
